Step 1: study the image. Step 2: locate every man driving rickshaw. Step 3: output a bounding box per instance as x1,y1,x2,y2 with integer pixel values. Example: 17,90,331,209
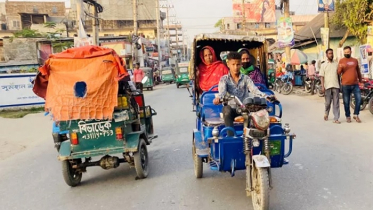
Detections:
212,52,271,136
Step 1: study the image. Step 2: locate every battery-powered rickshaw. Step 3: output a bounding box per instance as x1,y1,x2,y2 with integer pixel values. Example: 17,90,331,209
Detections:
267,59,275,89
33,46,158,187
142,67,154,90
161,67,176,84
191,34,296,210
175,62,190,88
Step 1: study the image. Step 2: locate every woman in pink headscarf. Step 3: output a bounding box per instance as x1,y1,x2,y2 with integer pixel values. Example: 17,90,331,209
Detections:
197,46,229,92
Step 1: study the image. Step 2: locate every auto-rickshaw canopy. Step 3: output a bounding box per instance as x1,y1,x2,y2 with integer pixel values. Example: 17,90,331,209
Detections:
190,33,269,95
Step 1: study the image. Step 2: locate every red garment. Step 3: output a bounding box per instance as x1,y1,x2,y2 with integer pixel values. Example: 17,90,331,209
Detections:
198,46,229,91
133,68,145,83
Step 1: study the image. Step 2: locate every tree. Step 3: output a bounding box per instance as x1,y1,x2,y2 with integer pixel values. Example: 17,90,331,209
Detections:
333,0,373,45
214,19,223,29
12,29,43,38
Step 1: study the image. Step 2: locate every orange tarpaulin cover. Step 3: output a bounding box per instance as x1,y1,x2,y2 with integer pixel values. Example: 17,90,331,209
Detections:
38,46,128,121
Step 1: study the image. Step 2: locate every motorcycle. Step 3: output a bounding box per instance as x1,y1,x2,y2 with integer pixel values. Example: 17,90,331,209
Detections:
274,71,293,95
304,75,323,96
351,79,373,111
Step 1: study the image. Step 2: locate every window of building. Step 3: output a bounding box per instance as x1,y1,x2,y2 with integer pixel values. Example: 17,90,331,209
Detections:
52,7,58,14
237,23,241,29
33,6,38,13
254,23,259,29
226,24,230,30
13,21,20,29
265,23,271,28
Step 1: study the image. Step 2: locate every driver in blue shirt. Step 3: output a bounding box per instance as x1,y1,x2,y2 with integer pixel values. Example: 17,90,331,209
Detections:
213,52,270,136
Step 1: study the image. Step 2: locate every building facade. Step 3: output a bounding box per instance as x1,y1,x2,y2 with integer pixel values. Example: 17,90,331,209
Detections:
0,1,66,37
69,0,165,39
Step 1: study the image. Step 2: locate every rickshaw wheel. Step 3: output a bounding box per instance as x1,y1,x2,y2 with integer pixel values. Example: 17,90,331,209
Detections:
192,140,203,178
62,159,82,187
134,139,149,179
251,167,269,210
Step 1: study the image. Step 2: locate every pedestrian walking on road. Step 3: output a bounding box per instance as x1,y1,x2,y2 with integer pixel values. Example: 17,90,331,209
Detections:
307,60,316,95
337,46,363,123
133,63,145,93
320,49,340,124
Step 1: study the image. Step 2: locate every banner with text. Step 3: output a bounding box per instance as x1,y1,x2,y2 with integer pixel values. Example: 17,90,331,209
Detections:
0,73,45,108
359,45,370,74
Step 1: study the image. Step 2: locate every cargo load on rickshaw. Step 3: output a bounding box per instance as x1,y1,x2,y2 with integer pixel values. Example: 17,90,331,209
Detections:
33,46,158,187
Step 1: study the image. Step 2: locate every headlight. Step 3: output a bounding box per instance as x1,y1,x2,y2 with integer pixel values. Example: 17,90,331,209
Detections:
252,139,260,147
251,110,270,130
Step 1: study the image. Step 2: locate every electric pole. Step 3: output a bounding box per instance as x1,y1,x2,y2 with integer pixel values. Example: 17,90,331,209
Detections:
284,0,291,64
324,11,330,49
76,0,83,38
166,6,174,57
241,0,246,31
91,5,98,45
155,0,161,69
173,20,181,60
133,0,138,63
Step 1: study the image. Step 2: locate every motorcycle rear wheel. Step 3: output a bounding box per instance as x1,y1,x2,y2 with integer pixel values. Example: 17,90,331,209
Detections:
350,95,367,111
281,83,293,95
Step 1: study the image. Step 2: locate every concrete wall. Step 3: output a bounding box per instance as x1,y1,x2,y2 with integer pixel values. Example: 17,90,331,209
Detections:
31,23,67,37
5,1,65,17
70,0,156,21
3,1,65,31
3,38,40,62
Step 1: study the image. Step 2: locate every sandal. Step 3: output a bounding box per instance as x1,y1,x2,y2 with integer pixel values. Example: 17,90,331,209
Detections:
333,120,341,124
324,115,328,121
353,116,361,123
346,117,352,123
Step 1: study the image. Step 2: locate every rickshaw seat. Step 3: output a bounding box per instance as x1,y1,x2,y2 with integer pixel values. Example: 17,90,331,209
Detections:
204,117,224,126
200,91,218,105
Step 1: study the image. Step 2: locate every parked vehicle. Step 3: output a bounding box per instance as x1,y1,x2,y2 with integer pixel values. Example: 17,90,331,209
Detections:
161,67,176,84
142,67,154,90
175,62,190,88
267,59,275,89
34,46,158,187
275,71,293,95
351,79,373,110
190,34,296,210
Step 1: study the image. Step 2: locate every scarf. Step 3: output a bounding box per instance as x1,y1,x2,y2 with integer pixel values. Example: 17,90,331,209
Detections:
240,65,255,75
198,46,229,91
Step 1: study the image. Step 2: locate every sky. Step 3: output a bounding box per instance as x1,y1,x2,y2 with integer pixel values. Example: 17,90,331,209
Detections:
1,0,320,42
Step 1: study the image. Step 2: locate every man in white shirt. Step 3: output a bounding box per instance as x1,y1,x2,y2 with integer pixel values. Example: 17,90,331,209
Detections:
320,48,341,124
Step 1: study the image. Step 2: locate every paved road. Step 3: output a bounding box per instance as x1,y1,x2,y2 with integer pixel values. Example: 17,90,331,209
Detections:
0,84,372,210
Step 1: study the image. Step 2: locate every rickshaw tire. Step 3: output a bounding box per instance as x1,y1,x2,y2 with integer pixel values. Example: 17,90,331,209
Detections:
62,160,82,187
251,167,269,210
177,84,180,88
193,142,203,178
134,139,149,179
